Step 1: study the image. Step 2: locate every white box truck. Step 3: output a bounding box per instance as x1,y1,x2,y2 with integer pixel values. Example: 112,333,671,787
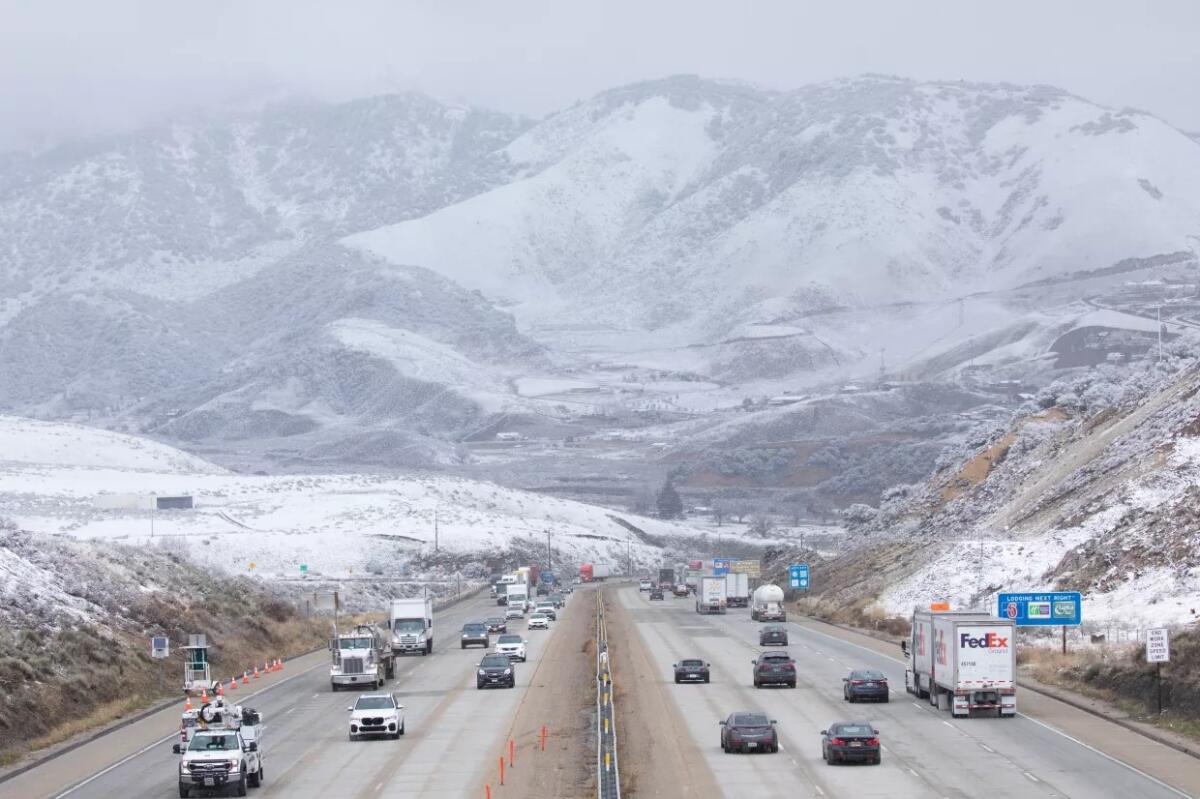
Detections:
750,585,786,621
696,575,727,614
504,583,530,613
390,597,434,656
904,610,1016,718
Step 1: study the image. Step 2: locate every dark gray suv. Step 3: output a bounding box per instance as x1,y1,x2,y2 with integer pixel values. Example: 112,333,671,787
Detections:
477,653,516,689
460,622,490,649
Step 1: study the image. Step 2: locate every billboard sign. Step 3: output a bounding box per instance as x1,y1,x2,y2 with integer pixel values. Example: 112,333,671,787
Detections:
730,559,761,577
997,591,1081,626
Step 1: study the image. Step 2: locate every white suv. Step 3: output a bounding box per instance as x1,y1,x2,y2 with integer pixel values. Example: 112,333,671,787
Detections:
495,634,528,661
348,693,405,740
527,613,550,630
639,580,652,591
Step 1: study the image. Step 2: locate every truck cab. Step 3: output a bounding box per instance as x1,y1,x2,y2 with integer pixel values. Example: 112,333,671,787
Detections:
391,597,435,656
331,625,392,690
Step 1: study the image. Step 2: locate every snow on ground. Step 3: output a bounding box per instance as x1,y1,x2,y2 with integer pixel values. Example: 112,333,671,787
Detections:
1,417,758,581
0,415,225,474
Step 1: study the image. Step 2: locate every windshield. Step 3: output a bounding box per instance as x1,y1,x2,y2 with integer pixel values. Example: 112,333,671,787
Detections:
732,714,769,727
680,659,703,666
486,618,504,624
188,734,239,752
833,724,874,736
394,619,425,633
354,696,395,710
481,656,509,667
852,670,885,680
498,635,522,644
339,637,372,649
463,625,486,633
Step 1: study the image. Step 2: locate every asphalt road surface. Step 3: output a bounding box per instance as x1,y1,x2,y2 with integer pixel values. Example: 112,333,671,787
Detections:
4,592,574,799
616,586,1194,799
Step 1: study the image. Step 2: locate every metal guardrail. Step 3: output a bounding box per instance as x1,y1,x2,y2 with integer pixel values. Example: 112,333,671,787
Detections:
595,588,620,799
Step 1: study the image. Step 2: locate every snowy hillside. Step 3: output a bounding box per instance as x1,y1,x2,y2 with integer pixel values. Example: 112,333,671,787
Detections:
1,417,761,578
350,75,1200,377
0,414,224,473
823,352,1200,626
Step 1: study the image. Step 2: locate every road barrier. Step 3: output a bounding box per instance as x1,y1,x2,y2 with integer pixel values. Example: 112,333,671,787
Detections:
595,588,621,799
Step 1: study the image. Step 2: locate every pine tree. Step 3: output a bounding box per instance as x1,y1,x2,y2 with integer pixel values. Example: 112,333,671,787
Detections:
656,478,683,519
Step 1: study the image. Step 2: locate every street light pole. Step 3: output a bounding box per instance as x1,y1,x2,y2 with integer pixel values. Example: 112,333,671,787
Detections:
546,530,552,571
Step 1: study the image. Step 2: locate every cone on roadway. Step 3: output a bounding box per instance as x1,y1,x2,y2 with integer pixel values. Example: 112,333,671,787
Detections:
242,671,249,685
229,677,237,691
216,682,224,697
253,666,260,679
200,687,209,703
184,696,193,712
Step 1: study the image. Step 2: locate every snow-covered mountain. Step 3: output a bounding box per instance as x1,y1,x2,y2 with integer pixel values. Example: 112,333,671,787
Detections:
4,75,1200,464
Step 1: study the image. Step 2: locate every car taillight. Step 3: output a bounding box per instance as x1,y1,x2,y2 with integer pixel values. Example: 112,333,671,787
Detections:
784,663,795,670
851,679,865,684
866,737,880,746
830,738,846,746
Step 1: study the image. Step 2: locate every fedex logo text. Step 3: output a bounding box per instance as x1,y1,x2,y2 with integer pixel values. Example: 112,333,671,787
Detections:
960,632,1008,649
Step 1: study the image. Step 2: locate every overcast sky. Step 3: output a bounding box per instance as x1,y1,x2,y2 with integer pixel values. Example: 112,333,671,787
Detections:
3,0,1198,151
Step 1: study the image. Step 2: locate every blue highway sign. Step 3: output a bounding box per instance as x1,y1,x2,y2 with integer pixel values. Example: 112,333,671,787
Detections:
997,591,1081,626
788,563,810,590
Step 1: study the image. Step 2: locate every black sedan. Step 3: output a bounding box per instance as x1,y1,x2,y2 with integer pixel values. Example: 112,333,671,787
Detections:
843,670,889,703
649,588,664,601
720,712,778,754
821,721,881,764
758,624,788,646
476,654,516,689
673,659,710,683
484,617,508,634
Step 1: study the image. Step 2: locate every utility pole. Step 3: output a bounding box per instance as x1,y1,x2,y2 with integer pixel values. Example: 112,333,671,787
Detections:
546,529,552,571
434,506,439,553
1158,306,1164,361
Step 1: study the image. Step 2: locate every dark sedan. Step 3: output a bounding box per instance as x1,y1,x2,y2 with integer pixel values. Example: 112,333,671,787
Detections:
673,659,710,683
649,588,665,600
843,670,889,703
752,651,796,688
720,712,778,754
460,622,490,649
484,617,508,634
821,721,881,764
758,624,788,646
476,653,516,689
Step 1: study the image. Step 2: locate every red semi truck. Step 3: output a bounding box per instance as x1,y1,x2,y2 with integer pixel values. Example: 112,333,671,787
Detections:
579,563,613,582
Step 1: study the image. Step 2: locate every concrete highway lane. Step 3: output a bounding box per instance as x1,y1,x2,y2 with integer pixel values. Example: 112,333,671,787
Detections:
6,592,574,799
616,586,1194,799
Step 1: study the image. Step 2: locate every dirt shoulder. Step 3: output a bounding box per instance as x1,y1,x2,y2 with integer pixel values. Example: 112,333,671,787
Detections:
605,589,720,799
476,591,597,798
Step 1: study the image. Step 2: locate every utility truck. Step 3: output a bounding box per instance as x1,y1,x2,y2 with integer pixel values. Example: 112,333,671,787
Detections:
696,575,728,614
174,697,265,795
750,585,786,621
330,623,394,690
903,609,1017,718
390,597,434,656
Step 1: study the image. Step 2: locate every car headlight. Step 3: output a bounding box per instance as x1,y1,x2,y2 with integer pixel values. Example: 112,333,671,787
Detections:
503,668,512,675
478,669,487,676
228,758,240,770
180,762,191,772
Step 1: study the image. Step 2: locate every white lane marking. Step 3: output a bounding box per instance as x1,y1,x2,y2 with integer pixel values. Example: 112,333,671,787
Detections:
912,702,923,709
814,787,825,796
1025,772,1040,783
285,707,297,715
376,781,384,791
979,743,994,753
826,657,836,662
880,744,889,752
1017,712,1192,799
909,768,919,777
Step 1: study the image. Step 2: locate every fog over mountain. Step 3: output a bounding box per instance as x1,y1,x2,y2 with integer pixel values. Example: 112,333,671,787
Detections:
2,74,1199,468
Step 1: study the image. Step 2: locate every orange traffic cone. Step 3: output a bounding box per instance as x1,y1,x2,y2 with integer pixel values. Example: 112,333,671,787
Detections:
253,666,260,679
200,687,209,703
242,671,249,685
263,662,270,675
274,659,282,672
229,677,237,691
184,696,193,712
216,681,225,697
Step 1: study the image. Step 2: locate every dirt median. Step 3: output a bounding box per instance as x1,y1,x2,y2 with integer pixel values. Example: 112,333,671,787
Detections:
605,588,720,799
475,591,598,798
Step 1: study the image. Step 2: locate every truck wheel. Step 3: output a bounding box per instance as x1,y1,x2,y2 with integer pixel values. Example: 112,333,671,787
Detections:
257,766,264,786
399,721,405,735
179,784,190,798
236,774,248,797
426,640,433,655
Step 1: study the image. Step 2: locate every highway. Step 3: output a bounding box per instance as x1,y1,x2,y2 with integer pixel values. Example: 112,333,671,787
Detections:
3,592,572,799
616,586,1194,799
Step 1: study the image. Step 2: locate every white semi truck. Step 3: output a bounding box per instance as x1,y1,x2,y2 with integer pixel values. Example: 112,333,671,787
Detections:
904,609,1017,718
390,597,434,656
750,585,786,621
725,573,750,608
330,623,394,690
696,575,727,614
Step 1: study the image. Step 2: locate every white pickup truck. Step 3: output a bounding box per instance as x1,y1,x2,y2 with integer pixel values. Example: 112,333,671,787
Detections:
176,727,262,797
